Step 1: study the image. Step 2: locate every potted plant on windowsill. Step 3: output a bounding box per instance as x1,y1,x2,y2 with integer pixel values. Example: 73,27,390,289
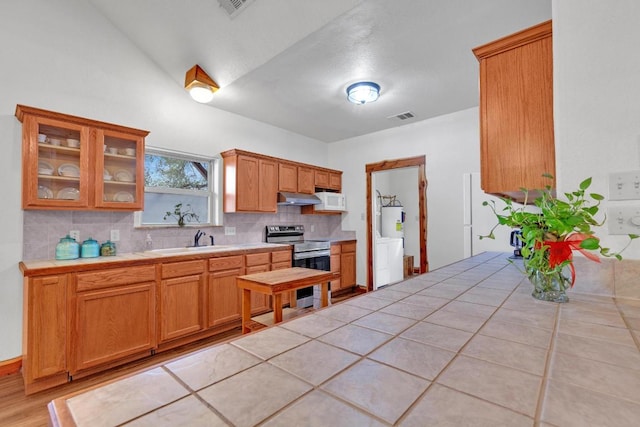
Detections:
481,175,637,302
164,203,199,227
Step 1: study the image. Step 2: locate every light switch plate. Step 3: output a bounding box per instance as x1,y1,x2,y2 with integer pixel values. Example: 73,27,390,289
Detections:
110,229,120,242
609,171,640,200
608,206,640,234
225,226,236,236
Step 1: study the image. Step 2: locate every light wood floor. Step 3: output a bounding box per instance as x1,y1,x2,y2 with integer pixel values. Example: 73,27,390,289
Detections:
0,290,361,426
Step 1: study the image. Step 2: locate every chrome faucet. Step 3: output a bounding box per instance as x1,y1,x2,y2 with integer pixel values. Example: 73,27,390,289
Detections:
194,230,205,247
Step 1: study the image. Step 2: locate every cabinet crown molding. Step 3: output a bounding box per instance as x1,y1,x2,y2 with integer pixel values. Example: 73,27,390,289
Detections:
473,20,552,60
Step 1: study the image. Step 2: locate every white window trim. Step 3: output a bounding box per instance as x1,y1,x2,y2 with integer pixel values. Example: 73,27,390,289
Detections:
134,146,223,228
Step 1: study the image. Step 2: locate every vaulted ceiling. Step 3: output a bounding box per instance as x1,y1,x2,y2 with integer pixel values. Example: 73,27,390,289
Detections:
88,0,551,142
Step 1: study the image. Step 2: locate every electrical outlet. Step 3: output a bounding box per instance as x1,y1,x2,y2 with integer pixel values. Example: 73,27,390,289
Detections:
609,171,640,200
225,226,236,236
310,225,315,232
110,229,120,242
608,206,640,234
70,230,80,241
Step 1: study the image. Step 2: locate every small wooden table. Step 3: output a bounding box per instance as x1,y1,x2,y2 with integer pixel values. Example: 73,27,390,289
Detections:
236,267,337,334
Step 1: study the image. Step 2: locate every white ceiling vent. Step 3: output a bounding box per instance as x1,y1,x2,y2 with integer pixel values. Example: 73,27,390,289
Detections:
387,111,416,121
217,0,255,18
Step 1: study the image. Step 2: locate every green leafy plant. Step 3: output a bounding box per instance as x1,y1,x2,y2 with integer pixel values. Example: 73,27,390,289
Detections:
164,203,199,227
481,175,638,290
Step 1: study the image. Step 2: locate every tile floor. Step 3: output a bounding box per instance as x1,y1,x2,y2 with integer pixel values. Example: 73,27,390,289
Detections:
50,252,640,426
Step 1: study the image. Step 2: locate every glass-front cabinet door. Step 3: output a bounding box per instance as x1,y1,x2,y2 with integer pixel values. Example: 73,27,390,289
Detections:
17,105,148,211
23,114,90,209
95,129,144,210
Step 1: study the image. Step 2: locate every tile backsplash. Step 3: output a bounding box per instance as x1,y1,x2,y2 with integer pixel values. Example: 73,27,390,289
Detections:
23,205,354,261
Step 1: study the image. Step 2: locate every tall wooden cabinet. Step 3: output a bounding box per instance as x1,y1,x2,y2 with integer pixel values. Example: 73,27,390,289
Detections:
473,20,555,202
16,105,148,210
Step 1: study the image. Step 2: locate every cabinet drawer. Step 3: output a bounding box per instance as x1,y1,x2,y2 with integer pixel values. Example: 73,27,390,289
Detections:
341,242,356,253
245,252,270,266
76,265,156,292
161,260,205,279
330,244,341,255
209,255,244,272
271,250,292,263
271,261,291,270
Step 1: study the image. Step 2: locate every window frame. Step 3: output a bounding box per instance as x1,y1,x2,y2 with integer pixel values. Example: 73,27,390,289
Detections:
134,146,223,228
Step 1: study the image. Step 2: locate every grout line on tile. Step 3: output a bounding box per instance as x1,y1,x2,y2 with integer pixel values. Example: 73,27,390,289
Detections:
614,297,640,352
533,300,560,424
159,365,236,426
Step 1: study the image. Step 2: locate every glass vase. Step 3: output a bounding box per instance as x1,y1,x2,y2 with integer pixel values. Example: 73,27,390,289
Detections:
528,267,571,303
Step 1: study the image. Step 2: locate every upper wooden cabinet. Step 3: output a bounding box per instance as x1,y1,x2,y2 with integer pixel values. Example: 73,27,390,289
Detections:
473,21,555,202
278,163,315,194
222,149,343,213
298,166,315,194
314,170,342,191
222,150,278,213
278,162,298,193
16,105,148,210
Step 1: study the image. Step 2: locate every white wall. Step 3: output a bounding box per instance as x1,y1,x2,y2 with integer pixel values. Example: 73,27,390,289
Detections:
0,0,328,360
329,107,499,285
553,0,640,260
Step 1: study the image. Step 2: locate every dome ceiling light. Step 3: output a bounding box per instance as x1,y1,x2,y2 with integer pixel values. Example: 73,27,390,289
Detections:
346,81,381,104
185,64,219,103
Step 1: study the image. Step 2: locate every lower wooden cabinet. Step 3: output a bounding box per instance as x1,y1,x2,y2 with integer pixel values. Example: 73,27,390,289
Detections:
245,252,271,313
22,274,68,394
341,242,357,288
72,265,156,374
329,241,356,292
330,244,342,291
208,255,244,328
72,282,156,373
19,247,295,394
271,249,293,306
160,260,206,343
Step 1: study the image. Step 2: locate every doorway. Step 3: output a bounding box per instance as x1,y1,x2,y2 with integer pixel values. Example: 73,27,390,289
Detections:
365,156,428,291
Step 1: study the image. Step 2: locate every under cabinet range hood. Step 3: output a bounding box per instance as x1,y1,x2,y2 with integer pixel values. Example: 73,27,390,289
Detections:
277,192,321,206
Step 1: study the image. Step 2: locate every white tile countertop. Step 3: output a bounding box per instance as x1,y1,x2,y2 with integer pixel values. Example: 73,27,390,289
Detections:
20,243,289,271
48,252,640,426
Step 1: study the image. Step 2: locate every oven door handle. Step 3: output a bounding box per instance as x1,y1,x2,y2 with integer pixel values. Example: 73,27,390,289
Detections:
293,250,331,260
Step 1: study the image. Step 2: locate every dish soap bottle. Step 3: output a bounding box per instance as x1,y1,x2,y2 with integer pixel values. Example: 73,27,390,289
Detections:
145,233,153,250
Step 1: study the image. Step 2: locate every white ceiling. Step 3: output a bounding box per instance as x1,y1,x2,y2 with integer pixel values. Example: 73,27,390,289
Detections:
88,0,551,143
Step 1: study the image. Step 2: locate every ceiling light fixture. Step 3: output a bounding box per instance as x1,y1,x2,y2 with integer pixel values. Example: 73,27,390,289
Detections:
346,81,381,104
185,64,219,103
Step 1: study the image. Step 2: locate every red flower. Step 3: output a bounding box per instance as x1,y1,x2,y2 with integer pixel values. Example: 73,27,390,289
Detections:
543,233,600,287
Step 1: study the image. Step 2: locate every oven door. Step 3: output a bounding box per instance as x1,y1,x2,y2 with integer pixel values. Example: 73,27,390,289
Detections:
292,254,330,308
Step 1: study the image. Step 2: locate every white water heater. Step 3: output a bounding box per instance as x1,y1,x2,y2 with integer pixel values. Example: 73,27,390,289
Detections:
381,206,404,238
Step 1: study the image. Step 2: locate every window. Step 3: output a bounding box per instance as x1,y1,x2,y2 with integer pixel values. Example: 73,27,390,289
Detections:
136,147,222,227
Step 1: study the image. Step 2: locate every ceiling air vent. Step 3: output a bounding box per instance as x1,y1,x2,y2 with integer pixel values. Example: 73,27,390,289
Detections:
387,111,416,121
217,0,255,18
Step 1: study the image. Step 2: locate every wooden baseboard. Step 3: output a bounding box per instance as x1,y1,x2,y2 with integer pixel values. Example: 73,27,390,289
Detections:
0,356,22,377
